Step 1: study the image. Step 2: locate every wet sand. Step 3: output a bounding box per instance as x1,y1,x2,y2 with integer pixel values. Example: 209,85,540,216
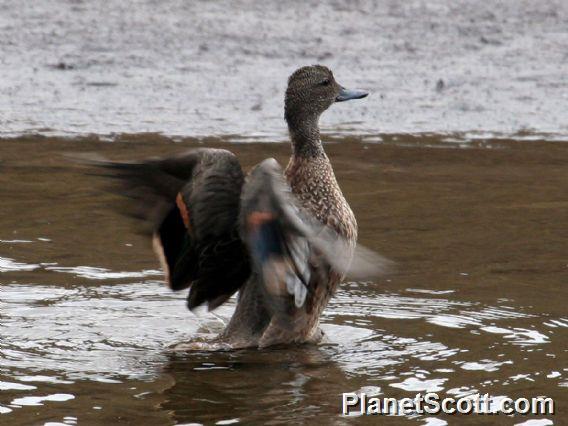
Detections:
1,134,566,425
1,0,567,139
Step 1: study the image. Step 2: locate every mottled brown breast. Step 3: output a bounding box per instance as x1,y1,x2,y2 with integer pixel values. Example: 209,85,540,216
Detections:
285,154,357,243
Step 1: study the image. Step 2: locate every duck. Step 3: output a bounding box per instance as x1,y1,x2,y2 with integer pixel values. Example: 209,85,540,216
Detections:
94,65,383,349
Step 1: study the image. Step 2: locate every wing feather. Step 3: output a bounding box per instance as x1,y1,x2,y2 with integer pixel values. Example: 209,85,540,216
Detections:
76,149,251,310
240,158,392,318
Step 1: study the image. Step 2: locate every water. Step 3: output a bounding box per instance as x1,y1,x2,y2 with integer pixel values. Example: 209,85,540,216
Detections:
1,0,568,424
1,136,566,425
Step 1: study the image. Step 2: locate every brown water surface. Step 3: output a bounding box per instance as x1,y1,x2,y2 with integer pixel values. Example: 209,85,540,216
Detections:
0,134,566,425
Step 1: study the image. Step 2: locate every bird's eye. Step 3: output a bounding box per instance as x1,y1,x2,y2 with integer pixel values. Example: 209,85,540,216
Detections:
319,79,331,86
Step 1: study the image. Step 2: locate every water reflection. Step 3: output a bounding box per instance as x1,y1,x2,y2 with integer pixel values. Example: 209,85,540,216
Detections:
1,135,567,424
161,347,350,424
0,256,40,272
1,264,564,424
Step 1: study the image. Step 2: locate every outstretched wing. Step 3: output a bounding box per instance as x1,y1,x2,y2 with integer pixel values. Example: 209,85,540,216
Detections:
86,148,251,310
240,158,386,324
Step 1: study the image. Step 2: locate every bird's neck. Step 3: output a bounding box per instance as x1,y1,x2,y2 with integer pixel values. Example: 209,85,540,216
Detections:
286,113,325,158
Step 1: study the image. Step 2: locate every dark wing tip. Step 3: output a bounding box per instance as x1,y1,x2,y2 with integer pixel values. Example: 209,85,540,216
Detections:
69,149,251,311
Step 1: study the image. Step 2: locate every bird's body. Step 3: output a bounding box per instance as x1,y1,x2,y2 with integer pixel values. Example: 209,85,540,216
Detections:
93,65,381,349
222,151,358,348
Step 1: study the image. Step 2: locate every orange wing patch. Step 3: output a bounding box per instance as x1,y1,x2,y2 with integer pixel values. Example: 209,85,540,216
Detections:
247,211,275,230
176,193,191,229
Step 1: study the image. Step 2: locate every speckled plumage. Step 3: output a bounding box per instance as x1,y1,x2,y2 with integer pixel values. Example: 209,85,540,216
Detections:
95,65,369,350
285,154,357,242
222,66,365,348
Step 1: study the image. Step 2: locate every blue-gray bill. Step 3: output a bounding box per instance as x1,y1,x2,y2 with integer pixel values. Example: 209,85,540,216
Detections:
336,87,369,102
